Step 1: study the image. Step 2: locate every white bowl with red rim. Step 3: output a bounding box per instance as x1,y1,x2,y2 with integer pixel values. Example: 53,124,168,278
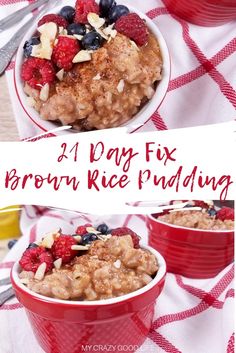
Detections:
14,1,171,135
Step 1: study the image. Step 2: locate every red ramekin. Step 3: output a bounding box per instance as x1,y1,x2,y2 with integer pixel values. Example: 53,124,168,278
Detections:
163,0,236,26
147,214,234,279
11,245,166,353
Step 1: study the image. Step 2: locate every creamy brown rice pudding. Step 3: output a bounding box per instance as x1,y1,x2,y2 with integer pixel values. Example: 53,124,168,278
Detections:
19,228,158,301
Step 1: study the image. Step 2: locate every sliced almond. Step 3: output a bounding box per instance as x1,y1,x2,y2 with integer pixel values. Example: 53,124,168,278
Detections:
88,12,105,29
34,22,58,60
130,40,140,51
20,278,30,285
34,262,47,281
113,259,121,269
72,50,92,63
26,96,36,108
93,73,101,80
53,258,62,269
103,24,117,38
117,79,125,93
73,235,82,242
73,34,84,41
71,245,90,251
96,28,109,40
39,83,50,102
56,68,65,81
86,226,100,234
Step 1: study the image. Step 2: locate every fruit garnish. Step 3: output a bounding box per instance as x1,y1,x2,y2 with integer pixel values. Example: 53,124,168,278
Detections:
67,23,86,36
51,235,78,263
115,13,148,46
75,0,99,24
111,227,140,248
99,0,116,18
216,207,234,221
52,36,80,70
38,14,68,28
59,6,75,23
23,37,40,58
82,31,103,50
21,57,55,90
108,4,129,23
19,247,53,273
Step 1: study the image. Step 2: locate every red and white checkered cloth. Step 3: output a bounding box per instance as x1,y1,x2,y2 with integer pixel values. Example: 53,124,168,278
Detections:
0,206,234,353
1,0,236,139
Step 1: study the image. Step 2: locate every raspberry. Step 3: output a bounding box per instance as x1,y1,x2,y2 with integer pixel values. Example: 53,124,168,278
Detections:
51,235,78,263
193,201,210,209
75,224,92,236
216,207,234,221
111,227,140,248
75,0,99,24
52,36,80,70
21,57,55,90
38,14,68,28
19,247,53,273
115,13,149,46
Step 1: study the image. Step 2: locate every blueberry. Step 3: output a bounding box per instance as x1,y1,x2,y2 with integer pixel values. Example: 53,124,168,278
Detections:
208,208,217,217
59,6,75,23
82,31,103,50
99,0,116,17
97,223,109,234
67,23,86,36
108,5,129,23
23,37,40,58
27,243,38,249
81,233,98,245
8,239,18,250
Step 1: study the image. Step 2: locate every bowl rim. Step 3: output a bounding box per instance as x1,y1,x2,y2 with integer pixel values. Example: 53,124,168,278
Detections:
11,244,166,307
14,1,171,135
147,213,234,234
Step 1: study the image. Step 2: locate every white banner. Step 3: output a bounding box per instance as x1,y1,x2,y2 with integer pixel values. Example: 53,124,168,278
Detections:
1,121,235,214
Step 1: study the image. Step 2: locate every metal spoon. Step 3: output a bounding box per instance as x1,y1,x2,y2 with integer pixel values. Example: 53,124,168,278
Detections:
0,287,15,306
0,0,49,33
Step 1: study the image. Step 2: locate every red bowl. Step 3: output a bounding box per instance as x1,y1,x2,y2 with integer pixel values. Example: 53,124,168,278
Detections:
147,214,234,279
163,0,236,26
11,245,166,353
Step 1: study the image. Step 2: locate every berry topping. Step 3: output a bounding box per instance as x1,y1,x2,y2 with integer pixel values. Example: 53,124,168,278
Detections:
99,0,116,18
81,233,98,245
67,23,86,36
216,207,234,221
75,224,92,236
108,4,129,23
19,247,53,273
27,243,39,249
207,208,217,217
115,13,148,46
23,37,40,58
59,6,75,23
38,14,68,28
75,0,99,24
21,57,56,90
8,239,18,250
97,223,109,234
51,235,78,263
193,201,210,209
52,36,80,70
82,31,103,50
111,227,140,248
